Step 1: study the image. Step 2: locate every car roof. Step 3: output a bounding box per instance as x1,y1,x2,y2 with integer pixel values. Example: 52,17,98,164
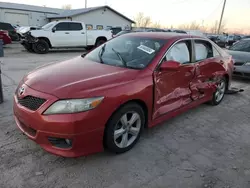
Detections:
124,32,204,40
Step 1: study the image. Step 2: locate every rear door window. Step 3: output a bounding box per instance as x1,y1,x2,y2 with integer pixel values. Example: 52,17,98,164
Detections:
194,40,213,61
69,23,83,31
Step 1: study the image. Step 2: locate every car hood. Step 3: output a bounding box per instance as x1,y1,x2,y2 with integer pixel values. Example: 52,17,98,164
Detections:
226,50,250,62
24,56,139,98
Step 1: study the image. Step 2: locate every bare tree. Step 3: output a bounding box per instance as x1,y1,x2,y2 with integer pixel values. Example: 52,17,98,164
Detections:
62,4,72,10
209,20,226,34
151,21,162,28
134,12,152,27
178,21,202,30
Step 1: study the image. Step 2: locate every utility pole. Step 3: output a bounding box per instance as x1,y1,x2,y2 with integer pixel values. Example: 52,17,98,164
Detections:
85,0,87,8
217,0,227,34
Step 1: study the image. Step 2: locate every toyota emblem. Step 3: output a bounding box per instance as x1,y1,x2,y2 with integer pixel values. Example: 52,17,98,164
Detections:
18,86,25,96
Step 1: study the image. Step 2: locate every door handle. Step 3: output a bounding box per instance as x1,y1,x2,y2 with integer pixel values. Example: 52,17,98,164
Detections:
219,60,224,64
65,32,69,34
81,32,85,34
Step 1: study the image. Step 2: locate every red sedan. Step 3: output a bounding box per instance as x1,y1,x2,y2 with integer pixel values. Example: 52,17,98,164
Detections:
13,33,234,157
0,30,12,45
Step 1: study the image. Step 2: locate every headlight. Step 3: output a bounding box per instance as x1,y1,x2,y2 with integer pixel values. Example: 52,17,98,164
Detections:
245,62,250,66
43,97,104,115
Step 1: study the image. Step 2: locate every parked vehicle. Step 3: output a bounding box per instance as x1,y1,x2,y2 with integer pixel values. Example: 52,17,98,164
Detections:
171,29,187,34
207,35,219,43
113,27,167,37
214,35,228,48
227,38,250,79
20,21,112,54
109,27,122,35
0,22,19,41
0,30,12,45
17,26,41,39
227,35,242,46
14,32,233,157
184,30,205,37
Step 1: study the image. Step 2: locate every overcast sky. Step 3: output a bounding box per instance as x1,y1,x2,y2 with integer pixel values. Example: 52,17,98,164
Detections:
2,0,250,32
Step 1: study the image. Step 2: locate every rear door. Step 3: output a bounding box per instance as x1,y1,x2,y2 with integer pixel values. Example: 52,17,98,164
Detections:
153,40,195,119
68,22,86,47
191,39,226,98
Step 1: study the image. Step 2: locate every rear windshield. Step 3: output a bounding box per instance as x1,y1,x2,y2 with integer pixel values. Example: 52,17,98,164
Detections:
0,22,14,30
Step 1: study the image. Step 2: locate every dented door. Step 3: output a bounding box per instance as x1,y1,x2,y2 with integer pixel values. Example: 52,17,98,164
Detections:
153,40,195,120
189,40,226,99
153,64,195,119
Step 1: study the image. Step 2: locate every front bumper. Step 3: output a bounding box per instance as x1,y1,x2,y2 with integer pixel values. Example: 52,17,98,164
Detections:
233,65,250,79
13,85,105,157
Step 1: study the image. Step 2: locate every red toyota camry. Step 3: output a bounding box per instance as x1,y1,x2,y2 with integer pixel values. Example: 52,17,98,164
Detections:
13,33,234,157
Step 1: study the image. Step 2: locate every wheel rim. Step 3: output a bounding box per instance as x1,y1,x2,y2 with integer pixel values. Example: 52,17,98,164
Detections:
114,111,141,148
215,79,226,102
37,43,46,52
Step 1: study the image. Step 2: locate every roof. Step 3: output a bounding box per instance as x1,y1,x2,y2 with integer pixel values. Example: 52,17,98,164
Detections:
47,6,135,23
0,2,62,14
125,32,203,40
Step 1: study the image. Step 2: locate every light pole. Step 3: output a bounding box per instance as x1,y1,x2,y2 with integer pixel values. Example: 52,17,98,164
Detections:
217,0,227,34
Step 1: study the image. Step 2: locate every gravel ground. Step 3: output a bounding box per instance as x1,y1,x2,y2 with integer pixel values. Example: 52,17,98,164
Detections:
1,43,250,188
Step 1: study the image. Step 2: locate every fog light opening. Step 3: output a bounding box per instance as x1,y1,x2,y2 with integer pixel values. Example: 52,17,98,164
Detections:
48,137,73,149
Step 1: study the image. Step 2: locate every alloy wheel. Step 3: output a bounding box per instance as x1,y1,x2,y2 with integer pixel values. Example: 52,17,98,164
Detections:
114,111,141,148
215,79,226,103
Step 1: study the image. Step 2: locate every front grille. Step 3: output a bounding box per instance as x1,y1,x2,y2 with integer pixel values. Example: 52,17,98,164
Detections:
18,95,46,111
233,71,243,76
244,73,250,77
234,62,245,66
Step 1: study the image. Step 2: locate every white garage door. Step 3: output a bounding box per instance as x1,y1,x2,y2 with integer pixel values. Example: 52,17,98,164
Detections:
4,12,29,26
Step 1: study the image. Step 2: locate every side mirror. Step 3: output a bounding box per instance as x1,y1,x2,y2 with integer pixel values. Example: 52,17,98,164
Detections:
52,27,56,33
160,60,181,71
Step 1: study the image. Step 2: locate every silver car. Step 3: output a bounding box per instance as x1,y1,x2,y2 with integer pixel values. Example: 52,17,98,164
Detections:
227,39,250,79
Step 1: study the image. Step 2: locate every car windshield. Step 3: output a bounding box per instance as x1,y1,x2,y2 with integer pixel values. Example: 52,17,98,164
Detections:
229,40,250,52
42,22,54,29
84,35,166,69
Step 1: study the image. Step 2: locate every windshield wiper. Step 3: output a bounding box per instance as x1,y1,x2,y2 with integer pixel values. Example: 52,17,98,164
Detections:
98,44,106,63
112,48,127,67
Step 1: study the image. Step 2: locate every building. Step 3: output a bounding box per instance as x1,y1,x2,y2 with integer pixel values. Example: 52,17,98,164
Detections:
47,6,134,30
0,2,62,26
0,2,135,30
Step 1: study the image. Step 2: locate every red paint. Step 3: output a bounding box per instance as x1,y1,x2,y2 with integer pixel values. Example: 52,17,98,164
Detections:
0,30,11,45
13,33,232,157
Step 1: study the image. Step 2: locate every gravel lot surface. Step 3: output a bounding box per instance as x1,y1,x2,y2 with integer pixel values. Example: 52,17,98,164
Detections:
1,43,250,188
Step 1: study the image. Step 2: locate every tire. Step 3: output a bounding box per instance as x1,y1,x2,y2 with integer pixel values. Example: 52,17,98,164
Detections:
95,39,106,47
104,103,145,154
23,43,34,52
33,39,49,54
85,46,94,51
210,77,226,106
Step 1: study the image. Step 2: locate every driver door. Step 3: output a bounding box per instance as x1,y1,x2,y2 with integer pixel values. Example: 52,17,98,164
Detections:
153,40,195,120
50,22,72,47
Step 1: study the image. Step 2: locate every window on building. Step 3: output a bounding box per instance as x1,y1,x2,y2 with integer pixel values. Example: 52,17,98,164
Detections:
86,24,93,30
96,25,104,30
